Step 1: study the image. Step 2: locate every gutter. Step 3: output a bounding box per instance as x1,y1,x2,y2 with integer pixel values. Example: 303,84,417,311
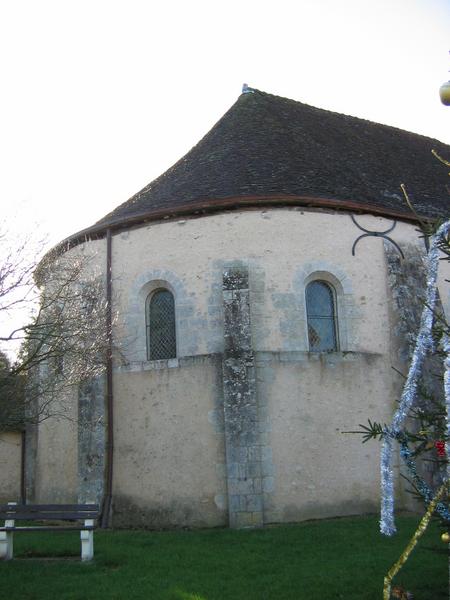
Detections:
101,228,114,528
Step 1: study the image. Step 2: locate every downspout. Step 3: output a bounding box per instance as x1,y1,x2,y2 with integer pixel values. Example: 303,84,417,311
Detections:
20,430,26,504
101,228,114,528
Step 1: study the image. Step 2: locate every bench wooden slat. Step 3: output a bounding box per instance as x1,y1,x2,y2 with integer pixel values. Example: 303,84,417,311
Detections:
0,504,99,512
0,525,95,532
0,511,99,520
0,504,100,521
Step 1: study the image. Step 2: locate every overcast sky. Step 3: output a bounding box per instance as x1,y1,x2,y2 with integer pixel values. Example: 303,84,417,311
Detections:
1,0,449,249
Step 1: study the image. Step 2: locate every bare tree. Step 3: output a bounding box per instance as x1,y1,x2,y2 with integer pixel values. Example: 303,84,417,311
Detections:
0,229,110,427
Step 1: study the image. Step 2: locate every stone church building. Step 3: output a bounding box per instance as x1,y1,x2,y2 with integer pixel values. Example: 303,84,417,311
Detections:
11,88,450,528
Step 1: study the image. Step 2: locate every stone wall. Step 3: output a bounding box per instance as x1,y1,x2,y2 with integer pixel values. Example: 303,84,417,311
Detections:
112,355,226,528
256,351,394,523
29,208,450,528
115,210,400,361
0,432,22,503
33,390,78,503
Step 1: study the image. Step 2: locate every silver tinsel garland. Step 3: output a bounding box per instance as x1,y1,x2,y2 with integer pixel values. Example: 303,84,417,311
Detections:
399,438,450,520
380,220,450,536
445,333,450,464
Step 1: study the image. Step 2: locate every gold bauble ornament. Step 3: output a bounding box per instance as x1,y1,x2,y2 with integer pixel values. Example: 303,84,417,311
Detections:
439,81,450,106
441,532,450,543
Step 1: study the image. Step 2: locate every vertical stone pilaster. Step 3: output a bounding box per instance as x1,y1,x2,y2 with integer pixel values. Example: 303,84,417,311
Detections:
384,241,446,500
78,377,106,505
222,266,263,528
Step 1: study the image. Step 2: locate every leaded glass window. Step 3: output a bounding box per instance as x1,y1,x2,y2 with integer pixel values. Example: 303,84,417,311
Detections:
146,289,176,360
306,281,337,352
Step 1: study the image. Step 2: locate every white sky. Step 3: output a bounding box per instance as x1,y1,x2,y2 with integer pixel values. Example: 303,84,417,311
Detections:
1,0,449,250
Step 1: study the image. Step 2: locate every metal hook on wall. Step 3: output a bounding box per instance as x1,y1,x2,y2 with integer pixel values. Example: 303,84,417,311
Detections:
350,214,405,259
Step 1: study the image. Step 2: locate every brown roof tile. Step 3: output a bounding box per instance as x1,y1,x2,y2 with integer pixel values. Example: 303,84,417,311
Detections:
77,89,450,240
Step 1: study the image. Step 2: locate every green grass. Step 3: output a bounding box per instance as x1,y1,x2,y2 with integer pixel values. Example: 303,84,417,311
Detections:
0,515,447,599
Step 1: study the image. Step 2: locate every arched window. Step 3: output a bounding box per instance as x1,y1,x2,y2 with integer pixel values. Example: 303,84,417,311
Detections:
146,289,176,360
306,281,338,352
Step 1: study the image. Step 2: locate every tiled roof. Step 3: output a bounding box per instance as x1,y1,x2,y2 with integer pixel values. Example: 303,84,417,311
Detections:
83,89,450,239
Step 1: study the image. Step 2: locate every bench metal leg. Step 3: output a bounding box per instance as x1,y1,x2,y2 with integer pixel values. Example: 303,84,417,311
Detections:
0,503,16,560
0,529,13,560
80,519,94,561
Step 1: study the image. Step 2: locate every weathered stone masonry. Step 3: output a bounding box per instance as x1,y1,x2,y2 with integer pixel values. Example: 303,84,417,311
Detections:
78,377,106,505
384,241,446,496
222,266,263,528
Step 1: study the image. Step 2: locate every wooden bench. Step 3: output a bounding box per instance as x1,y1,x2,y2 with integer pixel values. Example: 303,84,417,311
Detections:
0,503,100,561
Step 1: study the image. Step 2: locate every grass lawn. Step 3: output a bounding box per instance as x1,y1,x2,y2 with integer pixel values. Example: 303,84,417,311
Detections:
0,514,447,599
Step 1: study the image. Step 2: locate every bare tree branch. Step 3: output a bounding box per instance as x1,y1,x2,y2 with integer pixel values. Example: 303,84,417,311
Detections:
0,227,114,427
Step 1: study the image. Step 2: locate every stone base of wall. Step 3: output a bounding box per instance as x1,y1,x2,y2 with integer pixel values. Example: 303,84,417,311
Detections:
111,494,227,529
